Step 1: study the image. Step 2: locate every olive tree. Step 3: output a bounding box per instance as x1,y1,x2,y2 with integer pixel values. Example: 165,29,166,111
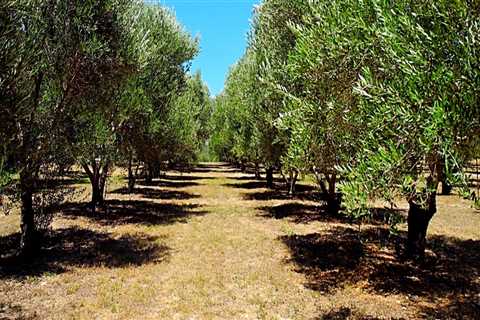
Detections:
0,0,138,257
335,0,480,258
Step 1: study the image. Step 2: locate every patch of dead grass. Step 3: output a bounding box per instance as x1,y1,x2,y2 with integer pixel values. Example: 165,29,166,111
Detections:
1,163,479,319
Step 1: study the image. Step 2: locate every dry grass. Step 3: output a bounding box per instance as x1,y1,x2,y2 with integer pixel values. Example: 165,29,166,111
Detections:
1,163,479,319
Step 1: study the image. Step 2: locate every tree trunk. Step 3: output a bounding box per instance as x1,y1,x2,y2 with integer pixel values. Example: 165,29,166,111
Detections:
316,171,341,215
288,170,298,196
127,155,135,193
266,167,274,189
83,161,108,213
18,72,44,258
407,193,437,259
326,174,340,214
254,162,261,180
437,158,452,195
91,177,104,207
145,163,153,184
19,172,39,258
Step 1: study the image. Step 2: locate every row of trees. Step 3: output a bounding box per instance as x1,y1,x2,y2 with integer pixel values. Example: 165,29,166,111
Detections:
0,0,211,258
209,0,480,258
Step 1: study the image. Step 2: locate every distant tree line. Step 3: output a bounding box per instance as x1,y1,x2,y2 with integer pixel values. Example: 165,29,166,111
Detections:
208,0,480,259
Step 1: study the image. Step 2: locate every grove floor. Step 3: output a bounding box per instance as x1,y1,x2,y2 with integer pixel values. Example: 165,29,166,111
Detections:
1,163,479,319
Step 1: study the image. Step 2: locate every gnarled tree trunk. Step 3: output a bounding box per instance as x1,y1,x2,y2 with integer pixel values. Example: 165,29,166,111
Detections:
83,160,109,213
315,170,340,215
407,192,437,259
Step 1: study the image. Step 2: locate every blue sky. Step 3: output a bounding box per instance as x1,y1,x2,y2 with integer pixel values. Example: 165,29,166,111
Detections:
148,0,259,96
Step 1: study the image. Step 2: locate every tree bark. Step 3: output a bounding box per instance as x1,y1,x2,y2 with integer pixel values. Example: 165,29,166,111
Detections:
326,174,340,214
127,154,135,193
315,170,341,215
254,162,261,180
83,161,108,212
266,167,274,189
19,172,39,258
145,163,153,184
437,158,452,195
407,193,437,259
17,72,44,258
288,170,298,196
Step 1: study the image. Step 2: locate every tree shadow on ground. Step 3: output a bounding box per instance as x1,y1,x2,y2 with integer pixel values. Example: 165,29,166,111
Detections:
229,175,267,181
138,179,199,189
161,175,213,181
227,181,316,192
236,182,320,201
111,187,200,201
257,202,354,224
0,227,169,280
0,302,37,320
224,181,271,189
190,163,239,173
38,178,89,189
281,225,480,318
315,307,402,320
58,200,206,226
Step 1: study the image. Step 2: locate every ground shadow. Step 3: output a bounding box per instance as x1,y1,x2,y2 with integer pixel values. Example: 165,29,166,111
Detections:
0,302,37,320
315,307,401,320
190,163,240,173
38,178,89,189
281,225,480,318
230,175,267,181
111,187,200,201
138,179,199,189
58,200,207,226
227,181,316,192
258,202,353,224
244,188,323,202
224,181,270,189
0,227,169,279
161,174,213,181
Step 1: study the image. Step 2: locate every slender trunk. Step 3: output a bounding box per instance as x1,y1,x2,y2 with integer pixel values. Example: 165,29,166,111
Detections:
254,162,261,180
288,170,298,195
19,172,39,258
437,158,452,195
18,72,44,258
407,192,437,259
91,176,104,206
240,162,246,172
145,163,153,184
314,171,328,194
127,155,135,193
151,164,161,179
266,167,274,189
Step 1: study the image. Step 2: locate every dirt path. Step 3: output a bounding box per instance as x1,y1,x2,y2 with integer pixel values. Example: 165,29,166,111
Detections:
1,163,479,319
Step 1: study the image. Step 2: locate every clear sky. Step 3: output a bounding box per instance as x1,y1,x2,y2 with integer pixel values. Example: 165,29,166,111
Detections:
148,0,259,96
